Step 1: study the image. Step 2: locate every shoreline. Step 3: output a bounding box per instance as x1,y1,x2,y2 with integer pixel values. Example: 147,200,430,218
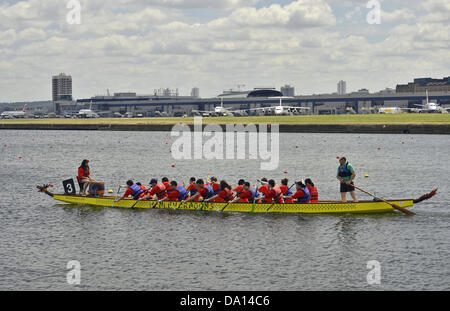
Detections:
1,122,450,134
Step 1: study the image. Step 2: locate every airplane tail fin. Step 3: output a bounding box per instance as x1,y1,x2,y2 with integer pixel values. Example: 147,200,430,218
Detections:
23,104,28,112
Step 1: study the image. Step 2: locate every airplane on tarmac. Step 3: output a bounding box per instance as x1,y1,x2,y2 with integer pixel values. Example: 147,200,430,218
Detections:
78,102,99,118
193,97,310,117
0,105,29,119
378,91,449,114
192,98,240,117
411,90,448,113
246,97,310,115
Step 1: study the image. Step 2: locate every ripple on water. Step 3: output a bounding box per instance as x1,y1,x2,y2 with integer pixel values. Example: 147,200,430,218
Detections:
0,131,449,290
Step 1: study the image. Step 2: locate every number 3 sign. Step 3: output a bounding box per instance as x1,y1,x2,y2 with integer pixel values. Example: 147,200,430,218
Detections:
63,179,77,195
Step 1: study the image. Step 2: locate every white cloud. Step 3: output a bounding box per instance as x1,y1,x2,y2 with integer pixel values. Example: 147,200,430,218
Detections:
0,0,448,101
227,0,336,28
144,0,262,9
381,8,415,23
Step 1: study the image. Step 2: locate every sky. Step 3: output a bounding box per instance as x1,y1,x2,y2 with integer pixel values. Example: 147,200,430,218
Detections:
0,0,449,101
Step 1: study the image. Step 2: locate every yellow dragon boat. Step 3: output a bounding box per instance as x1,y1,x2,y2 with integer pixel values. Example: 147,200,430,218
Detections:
37,185,437,215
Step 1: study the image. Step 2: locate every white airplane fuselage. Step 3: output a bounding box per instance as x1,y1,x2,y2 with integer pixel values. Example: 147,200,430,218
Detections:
1,111,26,118
274,106,290,115
1,105,28,118
78,109,99,118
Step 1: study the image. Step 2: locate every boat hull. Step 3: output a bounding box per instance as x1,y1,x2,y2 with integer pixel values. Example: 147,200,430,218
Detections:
52,194,414,214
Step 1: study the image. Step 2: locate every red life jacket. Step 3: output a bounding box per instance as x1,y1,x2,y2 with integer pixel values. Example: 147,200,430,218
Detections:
140,185,148,192
211,183,221,195
220,188,234,202
269,185,284,203
258,185,269,196
152,183,167,199
280,184,294,203
234,185,244,193
307,185,319,203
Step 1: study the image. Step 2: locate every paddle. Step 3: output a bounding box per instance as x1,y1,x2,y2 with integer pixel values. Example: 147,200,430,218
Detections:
221,190,243,212
130,189,149,209
111,186,123,209
130,198,140,209
266,184,294,212
352,184,416,215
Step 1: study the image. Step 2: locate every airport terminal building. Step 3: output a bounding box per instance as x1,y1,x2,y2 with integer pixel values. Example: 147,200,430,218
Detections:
56,89,450,117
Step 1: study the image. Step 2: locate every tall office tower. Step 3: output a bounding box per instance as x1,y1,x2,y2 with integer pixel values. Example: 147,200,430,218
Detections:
337,80,346,95
52,73,72,113
281,85,295,97
191,87,200,98
52,73,72,101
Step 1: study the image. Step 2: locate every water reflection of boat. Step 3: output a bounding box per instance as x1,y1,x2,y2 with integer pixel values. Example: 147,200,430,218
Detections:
37,185,437,215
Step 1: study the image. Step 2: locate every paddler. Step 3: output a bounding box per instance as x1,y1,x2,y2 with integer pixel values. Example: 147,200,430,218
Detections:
257,178,270,203
136,182,148,193
205,181,234,202
183,179,214,202
337,157,358,202
280,178,294,203
207,176,221,195
259,179,284,204
231,182,259,203
162,177,170,189
233,179,245,193
305,179,319,203
284,180,310,203
185,177,197,198
117,180,145,201
160,181,188,202
139,179,167,201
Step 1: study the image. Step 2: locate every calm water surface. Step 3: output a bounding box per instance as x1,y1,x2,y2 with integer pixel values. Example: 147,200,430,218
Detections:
0,130,449,290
